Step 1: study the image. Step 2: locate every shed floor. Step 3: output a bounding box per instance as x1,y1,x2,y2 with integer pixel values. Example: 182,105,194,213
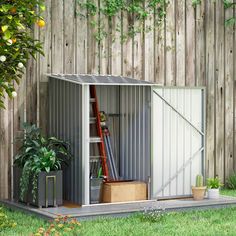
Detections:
2,196,236,220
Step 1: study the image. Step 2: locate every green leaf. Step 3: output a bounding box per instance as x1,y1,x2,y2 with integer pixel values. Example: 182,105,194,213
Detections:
1,25,9,33
3,30,12,40
45,167,50,173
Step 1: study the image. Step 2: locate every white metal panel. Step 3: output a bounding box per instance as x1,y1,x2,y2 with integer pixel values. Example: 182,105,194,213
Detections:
152,87,205,199
81,85,90,205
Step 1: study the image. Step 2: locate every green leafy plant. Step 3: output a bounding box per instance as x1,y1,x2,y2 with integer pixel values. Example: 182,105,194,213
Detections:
14,123,71,202
33,215,81,236
0,207,17,232
226,172,236,189
0,0,45,108
77,0,168,42
207,177,223,189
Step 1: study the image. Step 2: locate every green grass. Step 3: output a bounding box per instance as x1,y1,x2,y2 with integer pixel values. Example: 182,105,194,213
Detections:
1,189,236,236
220,188,236,197
0,206,49,236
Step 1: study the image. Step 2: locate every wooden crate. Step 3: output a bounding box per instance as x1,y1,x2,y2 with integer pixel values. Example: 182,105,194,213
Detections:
101,181,147,203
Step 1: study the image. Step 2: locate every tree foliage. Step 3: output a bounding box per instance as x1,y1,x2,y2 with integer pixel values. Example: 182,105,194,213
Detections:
0,0,45,108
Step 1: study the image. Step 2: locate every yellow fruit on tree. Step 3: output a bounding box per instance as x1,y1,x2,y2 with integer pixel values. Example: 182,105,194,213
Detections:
12,38,17,43
10,7,17,14
36,19,45,28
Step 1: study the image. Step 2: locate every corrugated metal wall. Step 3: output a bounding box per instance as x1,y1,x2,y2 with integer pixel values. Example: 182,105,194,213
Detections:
49,78,83,204
152,87,204,198
120,86,151,182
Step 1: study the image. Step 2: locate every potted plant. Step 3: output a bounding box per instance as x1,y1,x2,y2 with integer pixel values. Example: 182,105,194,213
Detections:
192,174,206,200
14,123,71,208
207,177,223,199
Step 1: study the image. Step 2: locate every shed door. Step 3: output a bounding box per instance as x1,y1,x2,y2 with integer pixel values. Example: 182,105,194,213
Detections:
151,87,205,199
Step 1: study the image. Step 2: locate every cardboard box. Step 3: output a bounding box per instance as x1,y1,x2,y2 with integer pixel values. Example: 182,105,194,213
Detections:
102,181,147,203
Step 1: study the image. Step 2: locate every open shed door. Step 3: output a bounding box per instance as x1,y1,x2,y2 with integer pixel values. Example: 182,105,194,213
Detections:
151,87,205,199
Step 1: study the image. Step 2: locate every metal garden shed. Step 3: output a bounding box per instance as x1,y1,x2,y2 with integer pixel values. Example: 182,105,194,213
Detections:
48,74,205,206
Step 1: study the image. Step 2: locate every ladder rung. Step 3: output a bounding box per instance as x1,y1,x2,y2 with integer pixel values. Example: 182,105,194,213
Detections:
90,117,96,124
90,98,96,103
90,137,102,143
90,156,101,161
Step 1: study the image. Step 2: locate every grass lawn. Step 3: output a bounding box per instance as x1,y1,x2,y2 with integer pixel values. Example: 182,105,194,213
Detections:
0,189,236,236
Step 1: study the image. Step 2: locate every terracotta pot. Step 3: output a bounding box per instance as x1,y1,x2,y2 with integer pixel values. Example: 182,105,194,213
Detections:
192,186,206,200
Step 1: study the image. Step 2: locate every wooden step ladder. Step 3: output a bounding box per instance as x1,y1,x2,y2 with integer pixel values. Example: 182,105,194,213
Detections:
90,85,109,179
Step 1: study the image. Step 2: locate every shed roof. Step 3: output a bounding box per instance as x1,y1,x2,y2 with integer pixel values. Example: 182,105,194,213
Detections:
49,74,154,86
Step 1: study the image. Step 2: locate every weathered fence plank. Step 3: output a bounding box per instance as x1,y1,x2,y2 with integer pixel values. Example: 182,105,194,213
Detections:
165,0,176,85
176,0,185,86
205,0,215,178
185,0,195,86
215,1,225,181
224,3,234,179
195,2,205,87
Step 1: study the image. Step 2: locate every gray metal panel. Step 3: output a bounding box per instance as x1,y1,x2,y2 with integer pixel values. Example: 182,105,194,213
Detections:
49,78,83,204
48,74,154,85
119,86,151,183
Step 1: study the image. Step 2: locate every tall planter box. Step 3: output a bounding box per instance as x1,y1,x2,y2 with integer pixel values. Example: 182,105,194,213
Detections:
14,168,63,208
31,170,63,208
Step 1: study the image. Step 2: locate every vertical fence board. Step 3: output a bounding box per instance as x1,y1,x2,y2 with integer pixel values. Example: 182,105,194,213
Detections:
111,13,122,75
215,1,225,181
87,1,100,74
205,1,215,178
133,10,144,80
64,0,75,74
39,0,52,135
51,0,64,73
155,17,165,84
165,0,176,85
224,5,234,179
196,2,205,87
176,0,185,86
185,0,195,86
122,11,133,77
100,3,110,75
144,5,154,82
75,0,87,74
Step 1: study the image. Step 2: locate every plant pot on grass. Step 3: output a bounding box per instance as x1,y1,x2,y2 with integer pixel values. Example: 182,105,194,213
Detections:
207,177,223,199
14,123,71,208
192,175,206,200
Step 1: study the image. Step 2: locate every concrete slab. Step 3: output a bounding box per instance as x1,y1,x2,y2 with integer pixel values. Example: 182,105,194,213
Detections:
2,196,236,220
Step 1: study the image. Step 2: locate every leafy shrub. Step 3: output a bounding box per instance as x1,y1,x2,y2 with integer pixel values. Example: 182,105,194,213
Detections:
207,177,223,189
226,172,236,190
0,207,17,232
32,215,81,236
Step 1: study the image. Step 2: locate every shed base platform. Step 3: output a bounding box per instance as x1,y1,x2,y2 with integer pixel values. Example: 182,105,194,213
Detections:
1,196,236,220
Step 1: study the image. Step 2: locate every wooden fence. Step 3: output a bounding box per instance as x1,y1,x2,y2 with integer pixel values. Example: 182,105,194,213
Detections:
0,0,235,199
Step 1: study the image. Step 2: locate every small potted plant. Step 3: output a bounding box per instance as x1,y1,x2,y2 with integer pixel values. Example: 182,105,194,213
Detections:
192,174,206,200
14,123,71,208
207,177,223,199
